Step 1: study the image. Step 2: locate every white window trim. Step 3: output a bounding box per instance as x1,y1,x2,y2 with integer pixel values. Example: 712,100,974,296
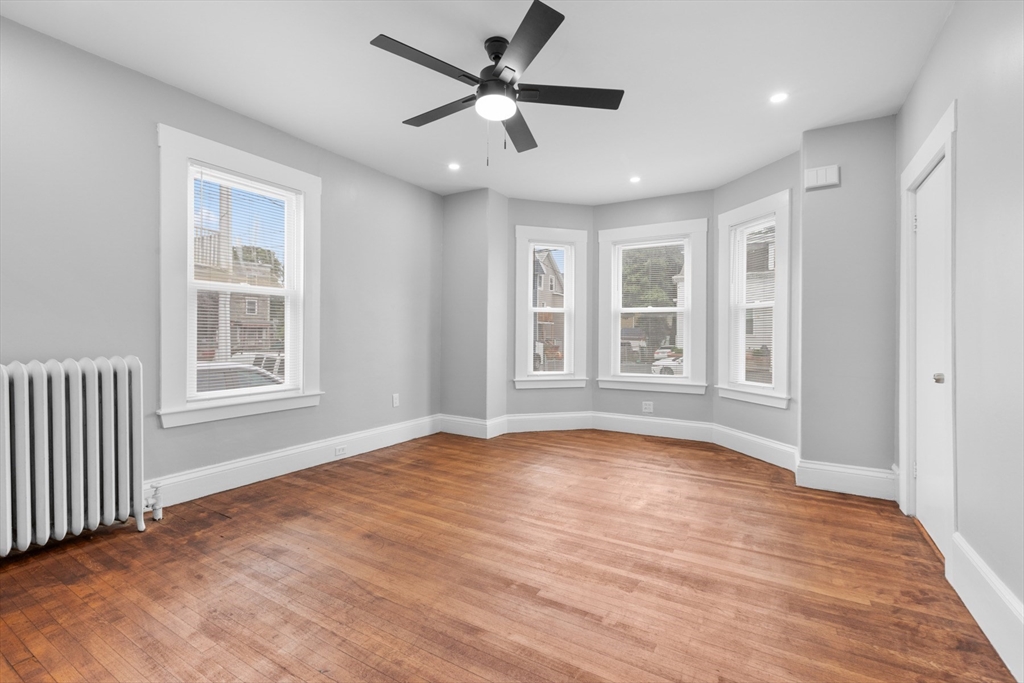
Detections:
514,225,588,389
715,190,790,408
157,124,322,428
598,219,708,394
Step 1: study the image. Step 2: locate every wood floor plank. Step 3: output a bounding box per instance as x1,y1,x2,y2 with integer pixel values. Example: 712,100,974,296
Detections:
1,651,27,683
1,430,1015,682
5,568,120,682
1,608,83,682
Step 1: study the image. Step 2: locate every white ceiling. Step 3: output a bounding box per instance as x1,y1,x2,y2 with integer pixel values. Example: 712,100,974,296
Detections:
0,0,952,205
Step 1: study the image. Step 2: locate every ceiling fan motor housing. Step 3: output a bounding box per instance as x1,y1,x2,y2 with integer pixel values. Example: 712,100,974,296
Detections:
476,77,516,102
485,36,509,62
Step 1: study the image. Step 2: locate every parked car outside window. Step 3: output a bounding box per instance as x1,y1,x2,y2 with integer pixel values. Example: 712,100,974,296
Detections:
653,346,683,361
651,354,685,376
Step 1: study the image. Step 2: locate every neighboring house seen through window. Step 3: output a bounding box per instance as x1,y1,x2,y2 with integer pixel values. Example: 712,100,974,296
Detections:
716,190,791,408
157,124,322,427
514,225,588,389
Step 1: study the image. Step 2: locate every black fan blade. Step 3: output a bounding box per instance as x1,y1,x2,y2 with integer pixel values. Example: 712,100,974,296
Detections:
502,108,538,152
492,1,564,84
371,35,480,86
516,84,624,110
403,95,478,127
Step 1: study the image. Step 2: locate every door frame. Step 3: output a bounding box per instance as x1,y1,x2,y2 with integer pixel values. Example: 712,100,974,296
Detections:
898,100,957,518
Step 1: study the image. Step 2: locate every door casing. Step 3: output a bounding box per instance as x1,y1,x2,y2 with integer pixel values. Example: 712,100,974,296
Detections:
898,101,957,524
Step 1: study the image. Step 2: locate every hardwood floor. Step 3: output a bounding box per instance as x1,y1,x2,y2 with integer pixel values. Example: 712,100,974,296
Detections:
0,430,1014,682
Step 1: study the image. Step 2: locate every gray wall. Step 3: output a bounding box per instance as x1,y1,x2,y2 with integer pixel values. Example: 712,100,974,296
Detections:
592,192,717,422
485,190,509,420
897,0,1023,601
712,153,802,445
440,188,510,421
440,189,490,419
0,19,444,479
505,199,595,416
801,117,899,470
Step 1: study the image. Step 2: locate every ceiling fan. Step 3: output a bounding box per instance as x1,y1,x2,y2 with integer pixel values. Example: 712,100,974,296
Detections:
370,0,624,152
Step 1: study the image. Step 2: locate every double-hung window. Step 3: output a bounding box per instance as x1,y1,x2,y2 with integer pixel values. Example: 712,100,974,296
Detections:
157,125,322,427
716,190,790,408
598,220,707,393
514,226,588,389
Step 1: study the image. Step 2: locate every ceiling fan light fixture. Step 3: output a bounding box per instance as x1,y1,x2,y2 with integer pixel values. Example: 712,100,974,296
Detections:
475,93,517,121
371,0,622,152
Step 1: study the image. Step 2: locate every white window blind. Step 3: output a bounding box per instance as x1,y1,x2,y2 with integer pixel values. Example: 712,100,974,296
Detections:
187,163,303,399
530,245,570,373
729,219,775,385
616,241,689,376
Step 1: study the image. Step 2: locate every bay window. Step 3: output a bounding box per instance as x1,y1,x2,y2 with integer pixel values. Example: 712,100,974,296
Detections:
598,219,708,393
514,226,588,389
716,190,790,408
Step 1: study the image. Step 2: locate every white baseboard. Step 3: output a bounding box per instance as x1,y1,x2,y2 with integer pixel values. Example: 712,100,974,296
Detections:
505,411,595,433
795,459,897,500
947,533,1024,682
712,423,797,472
435,414,497,439
594,412,715,442
146,410,890,514
484,411,798,473
144,415,439,508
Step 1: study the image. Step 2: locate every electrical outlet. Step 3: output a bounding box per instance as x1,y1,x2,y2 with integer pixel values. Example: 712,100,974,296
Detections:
642,401,654,414
392,393,400,407
335,445,346,457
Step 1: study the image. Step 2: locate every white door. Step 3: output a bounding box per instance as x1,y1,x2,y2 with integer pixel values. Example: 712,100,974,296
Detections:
914,156,954,558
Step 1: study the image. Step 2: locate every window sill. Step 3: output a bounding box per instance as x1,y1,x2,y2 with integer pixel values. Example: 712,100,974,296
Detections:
514,377,587,389
716,386,790,409
598,378,707,394
158,391,323,428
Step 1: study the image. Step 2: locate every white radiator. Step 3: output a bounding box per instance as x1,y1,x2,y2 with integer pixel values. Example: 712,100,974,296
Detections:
1,356,146,557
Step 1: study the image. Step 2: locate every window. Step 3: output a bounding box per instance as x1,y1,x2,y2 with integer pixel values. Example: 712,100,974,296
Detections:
598,219,708,393
514,225,588,389
716,190,790,408
157,124,322,427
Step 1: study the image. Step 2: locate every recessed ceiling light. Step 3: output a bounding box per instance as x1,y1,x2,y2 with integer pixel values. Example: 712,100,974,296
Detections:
770,92,789,104
448,162,460,171
630,176,641,183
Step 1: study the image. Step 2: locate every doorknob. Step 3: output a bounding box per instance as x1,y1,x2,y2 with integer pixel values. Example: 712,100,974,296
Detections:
933,373,945,384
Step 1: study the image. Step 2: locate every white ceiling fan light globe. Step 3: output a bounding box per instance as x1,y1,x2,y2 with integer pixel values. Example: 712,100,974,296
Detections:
475,94,517,121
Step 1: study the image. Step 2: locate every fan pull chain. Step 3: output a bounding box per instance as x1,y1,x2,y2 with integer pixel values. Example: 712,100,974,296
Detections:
487,120,490,167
